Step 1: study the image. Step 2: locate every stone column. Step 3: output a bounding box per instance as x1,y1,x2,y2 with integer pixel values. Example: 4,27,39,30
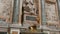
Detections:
41,0,46,25
12,0,20,23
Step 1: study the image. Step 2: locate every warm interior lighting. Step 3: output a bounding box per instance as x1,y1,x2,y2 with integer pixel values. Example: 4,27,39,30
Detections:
29,25,37,32
30,27,34,31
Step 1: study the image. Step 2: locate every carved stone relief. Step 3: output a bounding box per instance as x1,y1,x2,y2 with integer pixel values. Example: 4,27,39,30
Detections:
0,0,13,22
22,0,38,15
22,0,40,25
45,3,58,23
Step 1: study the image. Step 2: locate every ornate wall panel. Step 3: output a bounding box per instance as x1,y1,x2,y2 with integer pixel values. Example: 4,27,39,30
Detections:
0,0,14,23
45,1,59,25
22,0,40,25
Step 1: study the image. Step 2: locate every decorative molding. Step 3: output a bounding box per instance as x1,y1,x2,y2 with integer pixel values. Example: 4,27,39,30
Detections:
10,29,20,34
46,0,56,3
